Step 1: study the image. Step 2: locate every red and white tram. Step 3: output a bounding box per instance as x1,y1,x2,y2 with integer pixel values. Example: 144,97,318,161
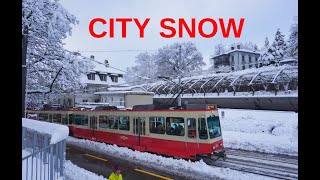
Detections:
27,104,225,161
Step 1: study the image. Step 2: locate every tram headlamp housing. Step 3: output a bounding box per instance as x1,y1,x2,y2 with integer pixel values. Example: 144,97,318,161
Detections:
220,143,223,147
212,146,216,150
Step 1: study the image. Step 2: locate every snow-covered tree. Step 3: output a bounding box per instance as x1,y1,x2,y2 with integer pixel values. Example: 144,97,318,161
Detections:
23,0,93,106
155,42,205,77
214,43,226,56
271,29,287,61
126,42,205,84
259,29,287,66
261,37,270,52
215,65,231,73
124,52,156,85
286,19,298,59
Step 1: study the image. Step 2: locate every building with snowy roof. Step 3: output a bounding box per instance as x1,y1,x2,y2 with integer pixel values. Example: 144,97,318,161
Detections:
94,86,154,109
212,45,261,72
56,56,126,108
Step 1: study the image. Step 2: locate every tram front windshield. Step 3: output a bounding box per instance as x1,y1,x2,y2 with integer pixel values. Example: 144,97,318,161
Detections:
207,116,222,139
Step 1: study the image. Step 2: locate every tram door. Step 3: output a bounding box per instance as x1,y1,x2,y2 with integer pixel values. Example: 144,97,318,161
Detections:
133,117,146,146
186,118,199,156
89,115,98,141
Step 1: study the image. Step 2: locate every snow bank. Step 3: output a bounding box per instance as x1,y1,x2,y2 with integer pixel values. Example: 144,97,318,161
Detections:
67,137,275,180
219,109,298,156
64,160,108,180
22,118,69,144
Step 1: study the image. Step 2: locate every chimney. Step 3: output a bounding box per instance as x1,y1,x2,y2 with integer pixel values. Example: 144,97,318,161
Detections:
237,44,241,49
90,55,94,59
231,46,234,50
104,60,109,67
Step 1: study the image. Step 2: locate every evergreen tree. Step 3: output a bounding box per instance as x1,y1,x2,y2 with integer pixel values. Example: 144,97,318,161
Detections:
286,19,298,59
270,28,287,63
258,29,287,66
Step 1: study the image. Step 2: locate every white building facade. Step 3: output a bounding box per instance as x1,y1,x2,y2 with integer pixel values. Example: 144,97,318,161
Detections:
212,46,261,72
94,87,154,109
56,56,126,108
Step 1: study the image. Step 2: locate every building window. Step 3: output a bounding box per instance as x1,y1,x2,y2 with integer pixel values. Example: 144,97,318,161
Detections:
99,74,107,81
111,97,113,102
111,76,118,82
231,67,234,71
120,98,123,106
242,55,245,64
83,86,88,93
87,73,95,80
249,57,251,63
242,65,245,70
259,63,262,67
255,64,259,68
249,65,252,68
256,57,258,62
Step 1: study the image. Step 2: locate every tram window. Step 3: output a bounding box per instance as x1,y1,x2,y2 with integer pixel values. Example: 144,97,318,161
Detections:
149,117,165,134
74,115,82,125
68,114,74,124
187,118,197,138
81,115,88,126
165,117,185,136
49,114,53,122
99,115,109,129
52,114,61,123
207,116,222,139
119,116,130,131
62,114,68,124
198,118,208,139
39,113,48,121
108,115,119,129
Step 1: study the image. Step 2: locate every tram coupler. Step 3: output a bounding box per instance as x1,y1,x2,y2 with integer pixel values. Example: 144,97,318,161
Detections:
212,149,227,161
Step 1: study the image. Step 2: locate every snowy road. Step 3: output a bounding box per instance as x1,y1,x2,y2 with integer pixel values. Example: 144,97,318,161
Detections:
66,144,192,180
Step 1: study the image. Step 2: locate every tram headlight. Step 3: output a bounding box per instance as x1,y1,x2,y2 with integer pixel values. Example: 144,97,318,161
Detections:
212,146,216,150
220,143,223,147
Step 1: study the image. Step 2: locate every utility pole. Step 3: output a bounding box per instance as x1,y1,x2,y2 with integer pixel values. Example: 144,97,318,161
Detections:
22,25,28,118
178,45,182,108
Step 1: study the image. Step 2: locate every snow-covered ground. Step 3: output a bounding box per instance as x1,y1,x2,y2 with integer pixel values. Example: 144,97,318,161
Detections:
64,160,107,180
219,108,298,156
67,137,275,180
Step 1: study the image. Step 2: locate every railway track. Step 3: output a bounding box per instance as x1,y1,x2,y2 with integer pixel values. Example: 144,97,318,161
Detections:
206,149,298,180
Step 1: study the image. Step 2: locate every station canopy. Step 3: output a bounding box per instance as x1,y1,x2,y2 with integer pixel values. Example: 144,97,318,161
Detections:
140,66,298,95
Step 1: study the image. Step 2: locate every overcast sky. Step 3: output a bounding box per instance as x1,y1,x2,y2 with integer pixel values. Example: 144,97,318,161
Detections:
60,0,297,71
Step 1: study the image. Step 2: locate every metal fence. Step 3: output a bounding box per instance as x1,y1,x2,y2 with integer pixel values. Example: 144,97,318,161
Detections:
22,127,66,180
